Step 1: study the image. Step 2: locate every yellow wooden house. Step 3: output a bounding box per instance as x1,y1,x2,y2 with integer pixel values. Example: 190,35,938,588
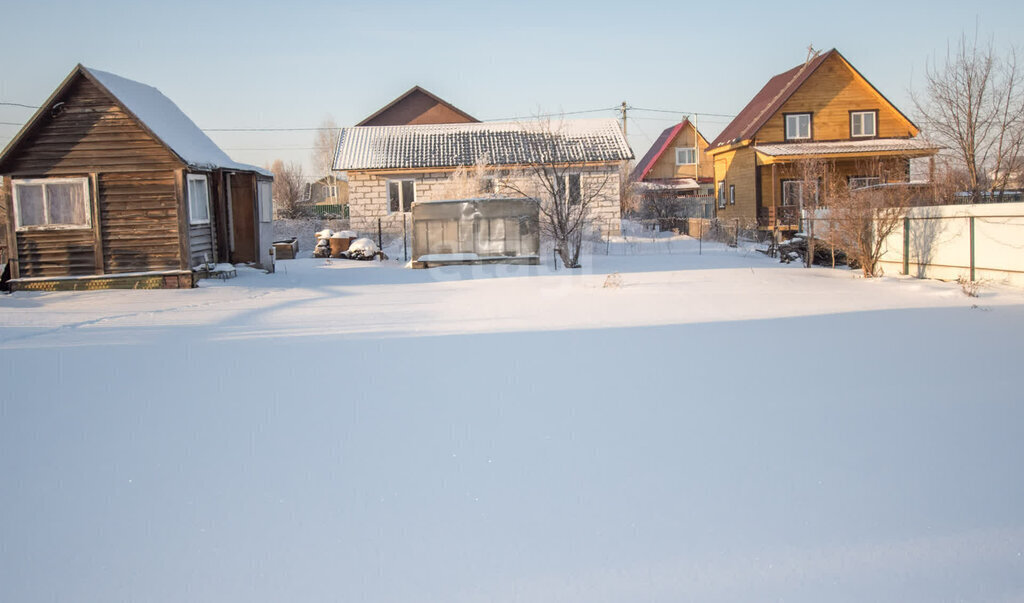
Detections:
706,49,939,230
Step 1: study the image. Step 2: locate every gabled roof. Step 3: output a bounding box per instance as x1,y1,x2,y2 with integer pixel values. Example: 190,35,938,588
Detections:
0,64,270,176
708,50,835,151
707,49,919,153
356,85,479,126
333,118,633,171
630,120,704,182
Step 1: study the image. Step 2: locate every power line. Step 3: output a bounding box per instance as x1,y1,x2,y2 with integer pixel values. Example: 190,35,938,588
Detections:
0,102,38,109
1,121,25,126
204,126,339,132
631,106,737,119
481,107,619,121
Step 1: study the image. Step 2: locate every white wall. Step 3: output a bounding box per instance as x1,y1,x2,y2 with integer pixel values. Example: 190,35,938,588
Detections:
876,202,1024,287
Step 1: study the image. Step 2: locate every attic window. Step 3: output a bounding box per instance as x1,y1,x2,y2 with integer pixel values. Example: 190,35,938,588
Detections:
850,111,877,138
12,177,91,230
785,113,812,140
675,148,697,165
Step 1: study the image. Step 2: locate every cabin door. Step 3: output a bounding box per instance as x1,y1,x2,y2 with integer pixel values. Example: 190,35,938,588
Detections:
229,174,258,264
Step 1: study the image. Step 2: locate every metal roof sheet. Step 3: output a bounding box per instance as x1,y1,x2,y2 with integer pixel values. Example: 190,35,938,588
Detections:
333,118,633,171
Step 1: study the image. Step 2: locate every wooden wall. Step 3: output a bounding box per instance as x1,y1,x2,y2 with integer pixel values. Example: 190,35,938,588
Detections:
2,77,182,177
360,89,477,126
646,125,715,181
712,148,757,223
1,72,187,280
756,54,917,144
100,171,182,272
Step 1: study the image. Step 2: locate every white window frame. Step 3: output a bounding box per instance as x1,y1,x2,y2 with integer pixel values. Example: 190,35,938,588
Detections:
849,176,882,190
781,179,819,207
729,184,735,205
326,185,338,198
186,174,211,225
675,147,697,165
12,177,92,231
718,180,726,208
258,180,273,223
785,113,812,140
386,178,416,214
850,111,877,138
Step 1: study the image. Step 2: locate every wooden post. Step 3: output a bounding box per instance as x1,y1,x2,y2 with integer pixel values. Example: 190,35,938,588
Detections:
403,214,408,262
969,216,976,281
903,217,910,275
377,217,383,262
90,173,104,274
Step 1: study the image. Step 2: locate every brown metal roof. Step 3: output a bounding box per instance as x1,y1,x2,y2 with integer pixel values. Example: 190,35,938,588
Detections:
708,50,836,150
630,121,686,182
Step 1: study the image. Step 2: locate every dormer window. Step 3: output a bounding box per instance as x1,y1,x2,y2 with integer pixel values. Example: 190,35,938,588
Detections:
675,147,697,165
785,113,812,140
850,111,877,138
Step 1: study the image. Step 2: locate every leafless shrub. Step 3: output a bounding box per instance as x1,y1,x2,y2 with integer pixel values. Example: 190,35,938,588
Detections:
602,272,622,288
957,275,982,297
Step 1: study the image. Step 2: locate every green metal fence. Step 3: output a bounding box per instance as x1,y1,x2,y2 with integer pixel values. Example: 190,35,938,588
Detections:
312,204,349,219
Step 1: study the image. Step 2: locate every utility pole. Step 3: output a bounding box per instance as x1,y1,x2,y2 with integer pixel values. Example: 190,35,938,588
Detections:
620,101,628,139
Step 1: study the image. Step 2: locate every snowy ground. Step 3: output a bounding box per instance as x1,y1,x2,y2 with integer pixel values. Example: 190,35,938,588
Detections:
2,233,1023,603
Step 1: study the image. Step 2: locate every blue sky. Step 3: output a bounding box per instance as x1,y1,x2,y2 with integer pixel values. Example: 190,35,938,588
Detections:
1,0,1021,174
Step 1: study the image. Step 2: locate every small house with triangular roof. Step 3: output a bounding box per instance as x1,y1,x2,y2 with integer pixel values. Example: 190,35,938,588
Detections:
706,49,939,230
0,65,274,290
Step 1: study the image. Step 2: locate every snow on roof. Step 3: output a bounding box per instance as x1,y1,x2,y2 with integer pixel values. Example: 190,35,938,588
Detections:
754,138,940,157
333,118,633,171
84,67,271,177
632,179,700,192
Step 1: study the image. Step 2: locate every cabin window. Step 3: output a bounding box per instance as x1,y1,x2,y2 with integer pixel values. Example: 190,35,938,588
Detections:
187,174,211,225
555,173,582,205
387,179,416,213
718,180,726,208
675,147,697,165
479,178,495,194
729,185,735,205
848,176,882,190
258,180,273,223
326,185,338,198
784,113,812,140
850,111,877,138
781,179,819,206
12,177,91,230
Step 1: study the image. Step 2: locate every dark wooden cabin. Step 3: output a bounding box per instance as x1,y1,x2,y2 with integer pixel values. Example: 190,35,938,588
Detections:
356,85,479,127
0,65,274,291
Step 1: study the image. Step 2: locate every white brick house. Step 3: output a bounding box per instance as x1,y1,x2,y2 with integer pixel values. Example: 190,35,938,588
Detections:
333,119,633,235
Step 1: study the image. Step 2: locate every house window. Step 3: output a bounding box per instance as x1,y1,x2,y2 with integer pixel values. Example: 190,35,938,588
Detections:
555,173,582,204
12,177,91,230
326,185,338,198
729,185,735,205
781,179,819,206
850,111,877,138
387,179,416,213
187,174,210,225
785,113,812,140
718,180,726,208
479,177,495,194
849,176,882,190
258,180,273,223
675,147,697,165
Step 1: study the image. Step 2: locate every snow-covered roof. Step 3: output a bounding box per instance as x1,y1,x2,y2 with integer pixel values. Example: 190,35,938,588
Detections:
84,67,272,177
754,138,940,157
632,179,700,192
333,118,633,171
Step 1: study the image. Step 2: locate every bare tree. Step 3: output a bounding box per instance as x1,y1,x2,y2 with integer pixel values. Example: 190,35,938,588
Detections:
914,31,1024,201
269,159,307,219
310,117,344,208
500,119,617,269
434,156,496,200
825,158,915,277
